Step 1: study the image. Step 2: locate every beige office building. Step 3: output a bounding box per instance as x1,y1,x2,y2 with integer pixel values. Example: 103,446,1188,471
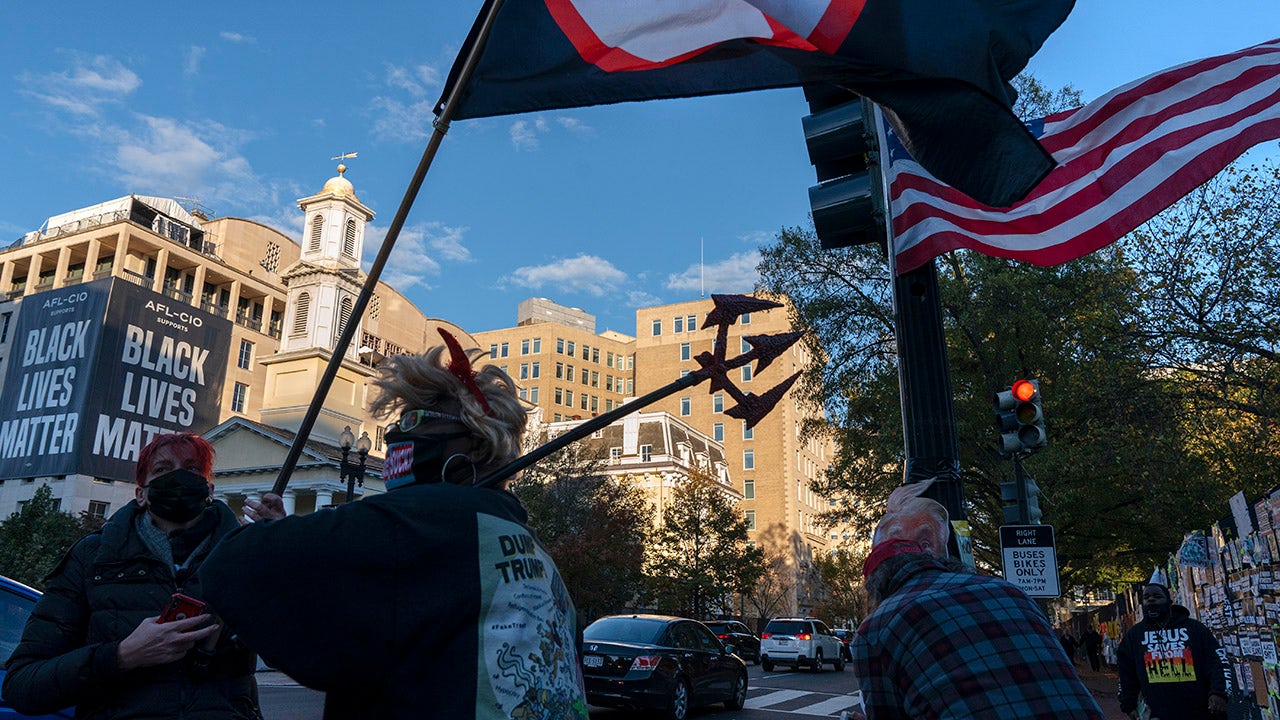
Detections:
477,296,835,615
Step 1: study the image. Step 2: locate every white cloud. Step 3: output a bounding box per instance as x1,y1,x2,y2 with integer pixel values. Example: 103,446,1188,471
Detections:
19,54,140,116
666,250,761,294
502,255,628,296
510,115,590,151
360,221,474,290
112,115,265,205
366,63,447,143
184,46,206,77
738,229,774,246
220,31,256,44
627,290,664,308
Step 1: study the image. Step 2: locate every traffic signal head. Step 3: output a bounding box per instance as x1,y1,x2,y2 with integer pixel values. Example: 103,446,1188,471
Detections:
1024,477,1043,524
993,378,1047,457
802,86,883,250
1001,481,1022,524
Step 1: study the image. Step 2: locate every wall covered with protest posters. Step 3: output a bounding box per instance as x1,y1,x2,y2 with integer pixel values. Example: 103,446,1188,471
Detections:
0,278,232,482
1103,487,1280,720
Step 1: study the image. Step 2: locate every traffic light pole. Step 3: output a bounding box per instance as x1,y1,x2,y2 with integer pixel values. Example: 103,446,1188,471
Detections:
872,103,967,559
1013,456,1030,525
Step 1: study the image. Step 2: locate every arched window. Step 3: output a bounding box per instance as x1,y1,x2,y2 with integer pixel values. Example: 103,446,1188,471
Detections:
308,215,323,253
293,292,311,335
343,219,357,258
337,296,354,340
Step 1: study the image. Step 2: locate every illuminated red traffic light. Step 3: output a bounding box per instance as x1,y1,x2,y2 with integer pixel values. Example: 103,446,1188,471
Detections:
1012,379,1036,402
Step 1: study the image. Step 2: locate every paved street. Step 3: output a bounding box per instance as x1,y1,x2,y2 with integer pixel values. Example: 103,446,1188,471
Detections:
257,661,1126,719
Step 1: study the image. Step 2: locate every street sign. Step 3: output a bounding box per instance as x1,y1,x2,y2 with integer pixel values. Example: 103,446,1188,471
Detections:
1000,525,1060,598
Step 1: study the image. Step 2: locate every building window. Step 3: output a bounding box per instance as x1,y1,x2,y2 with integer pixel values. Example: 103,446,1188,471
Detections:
610,447,622,462
743,421,754,440
680,342,691,361
640,444,652,462
237,339,253,370
309,214,323,252
0,312,10,344
531,362,540,379
743,479,755,499
626,379,633,395
232,383,249,413
745,510,756,530
591,347,599,363
555,362,564,379
581,344,589,360
528,387,539,403
741,338,751,353
741,312,751,324
687,314,696,330
713,394,724,413
532,337,541,353
680,397,691,416
652,319,661,336
580,394,588,411
292,292,310,335
337,297,354,338
743,449,755,469
674,316,684,333
554,388,563,404
343,219,357,257
591,395,599,412
565,390,574,406
519,363,529,380
742,365,753,382
376,426,386,451
566,365,575,382
490,344,499,358
87,500,110,520
567,341,576,356
713,422,724,442
500,342,509,358
590,371,599,388
557,338,565,354
521,339,530,355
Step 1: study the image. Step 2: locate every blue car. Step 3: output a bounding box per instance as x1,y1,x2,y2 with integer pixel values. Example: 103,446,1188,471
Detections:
0,575,74,719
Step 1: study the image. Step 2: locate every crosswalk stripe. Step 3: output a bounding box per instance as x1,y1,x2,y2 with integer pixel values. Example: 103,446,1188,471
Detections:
792,694,861,716
744,689,810,709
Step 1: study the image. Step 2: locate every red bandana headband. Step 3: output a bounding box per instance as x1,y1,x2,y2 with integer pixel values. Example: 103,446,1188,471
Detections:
862,538,926,579
437,328,494,417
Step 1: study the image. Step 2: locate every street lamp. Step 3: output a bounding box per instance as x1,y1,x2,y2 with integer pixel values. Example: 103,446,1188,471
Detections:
339,425,372,503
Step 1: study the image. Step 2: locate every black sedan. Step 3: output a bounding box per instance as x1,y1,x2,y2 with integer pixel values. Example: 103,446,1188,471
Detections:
580,614,748,720
703,620,760,664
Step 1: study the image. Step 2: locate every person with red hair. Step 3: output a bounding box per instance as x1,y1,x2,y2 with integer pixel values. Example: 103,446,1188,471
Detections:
4,432,272,719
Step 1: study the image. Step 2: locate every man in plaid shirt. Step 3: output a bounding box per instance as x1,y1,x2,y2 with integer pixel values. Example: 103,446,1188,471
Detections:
849,482,1102,719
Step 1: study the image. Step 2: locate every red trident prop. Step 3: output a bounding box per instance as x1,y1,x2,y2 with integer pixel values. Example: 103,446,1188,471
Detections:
477,294,803,488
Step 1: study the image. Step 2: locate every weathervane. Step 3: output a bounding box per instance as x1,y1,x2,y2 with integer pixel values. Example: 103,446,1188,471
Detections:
476,293,803,488
329,151,358,174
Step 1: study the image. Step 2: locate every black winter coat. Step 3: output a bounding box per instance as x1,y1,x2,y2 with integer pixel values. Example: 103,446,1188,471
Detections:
3,501,260,720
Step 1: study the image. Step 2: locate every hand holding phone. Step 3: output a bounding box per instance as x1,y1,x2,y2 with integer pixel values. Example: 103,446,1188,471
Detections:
158,593,206,623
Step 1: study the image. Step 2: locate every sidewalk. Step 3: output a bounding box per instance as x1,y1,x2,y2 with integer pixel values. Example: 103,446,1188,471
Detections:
1072,662,1127,719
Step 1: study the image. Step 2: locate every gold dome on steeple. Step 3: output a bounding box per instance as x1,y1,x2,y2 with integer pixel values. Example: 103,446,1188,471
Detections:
321,163,357,199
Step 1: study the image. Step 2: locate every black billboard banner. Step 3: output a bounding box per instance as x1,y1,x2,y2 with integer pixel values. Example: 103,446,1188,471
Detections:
0,281,111,478
82,280,232,480
0,278,233,482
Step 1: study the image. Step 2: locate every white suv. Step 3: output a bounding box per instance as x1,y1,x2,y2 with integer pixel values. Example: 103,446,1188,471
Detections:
760,617,844,672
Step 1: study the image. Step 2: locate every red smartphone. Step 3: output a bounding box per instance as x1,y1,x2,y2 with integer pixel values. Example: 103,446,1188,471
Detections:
158,593,206,623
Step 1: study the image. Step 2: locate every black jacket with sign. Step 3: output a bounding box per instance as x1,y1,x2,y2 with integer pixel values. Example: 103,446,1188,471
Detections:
1117,614,1230,720
199,482,588,720
2,501,260,720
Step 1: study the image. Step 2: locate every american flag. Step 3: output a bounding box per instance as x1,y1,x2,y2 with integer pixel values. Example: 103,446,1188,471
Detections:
889,38,1280,274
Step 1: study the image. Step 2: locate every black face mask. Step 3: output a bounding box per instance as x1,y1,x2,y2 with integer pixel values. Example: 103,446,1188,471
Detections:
383,430,474,490
145,468,211,524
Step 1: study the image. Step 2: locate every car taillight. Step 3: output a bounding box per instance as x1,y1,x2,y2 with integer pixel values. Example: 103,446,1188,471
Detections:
797,633,812,641
631,656,661,672
760,633,772,639
716,634,728,639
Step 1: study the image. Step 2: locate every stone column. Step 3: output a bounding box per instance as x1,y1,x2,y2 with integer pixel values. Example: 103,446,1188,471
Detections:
153,247,169,293
314,490,332,509
281,490,296,516
53,246,71,289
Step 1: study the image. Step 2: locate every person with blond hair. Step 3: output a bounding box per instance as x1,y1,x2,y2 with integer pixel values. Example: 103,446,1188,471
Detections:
200,329,588,720
850,480,1102,719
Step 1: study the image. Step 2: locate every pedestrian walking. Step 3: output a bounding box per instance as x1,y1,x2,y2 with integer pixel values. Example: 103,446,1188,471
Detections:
1083,628,1104,672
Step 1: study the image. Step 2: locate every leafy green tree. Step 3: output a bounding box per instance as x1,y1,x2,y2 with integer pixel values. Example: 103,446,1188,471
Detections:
511,444,652,626
810,546,869,629
648,469,764,619
0,484,90,590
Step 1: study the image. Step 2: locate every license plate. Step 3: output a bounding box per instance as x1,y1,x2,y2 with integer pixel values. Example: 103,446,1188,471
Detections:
777,639,791,646
583,655,604,667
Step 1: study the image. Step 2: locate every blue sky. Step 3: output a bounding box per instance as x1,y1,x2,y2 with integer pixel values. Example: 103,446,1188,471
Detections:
2,3,1277,336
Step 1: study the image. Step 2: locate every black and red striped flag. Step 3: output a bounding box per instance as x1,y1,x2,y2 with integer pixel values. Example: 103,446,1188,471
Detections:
437,0,1074,208
889,38,1280,273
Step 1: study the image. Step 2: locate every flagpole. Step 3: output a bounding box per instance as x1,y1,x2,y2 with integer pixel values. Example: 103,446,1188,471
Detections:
271,0,507,496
